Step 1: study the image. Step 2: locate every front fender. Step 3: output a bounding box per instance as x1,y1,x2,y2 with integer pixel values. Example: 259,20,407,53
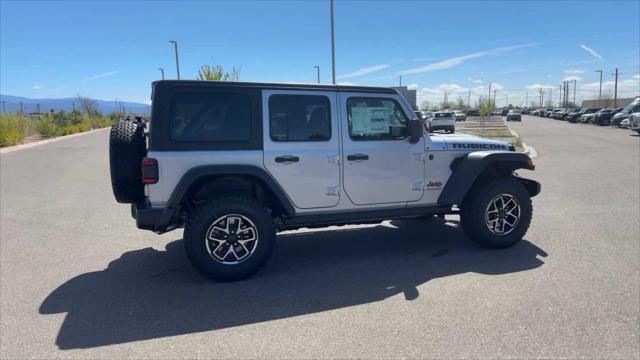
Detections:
438,151,538,205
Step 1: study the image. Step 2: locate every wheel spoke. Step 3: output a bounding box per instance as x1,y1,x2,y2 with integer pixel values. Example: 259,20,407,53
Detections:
205,214,259,264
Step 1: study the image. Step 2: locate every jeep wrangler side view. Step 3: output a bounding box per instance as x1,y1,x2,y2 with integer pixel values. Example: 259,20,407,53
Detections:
109,80,541,281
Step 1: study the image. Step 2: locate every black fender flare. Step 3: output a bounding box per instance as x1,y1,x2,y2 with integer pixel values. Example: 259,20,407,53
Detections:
438,151,539,205
167,165,296,216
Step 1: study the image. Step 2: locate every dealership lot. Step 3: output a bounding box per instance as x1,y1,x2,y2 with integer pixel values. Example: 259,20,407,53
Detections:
1,116,638,358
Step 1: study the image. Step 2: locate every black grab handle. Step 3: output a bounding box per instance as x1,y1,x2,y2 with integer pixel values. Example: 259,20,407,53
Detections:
275,155,300,163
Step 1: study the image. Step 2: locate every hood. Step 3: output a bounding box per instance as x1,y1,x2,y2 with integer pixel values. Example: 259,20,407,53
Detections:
429,132,513,151
612,112,629,119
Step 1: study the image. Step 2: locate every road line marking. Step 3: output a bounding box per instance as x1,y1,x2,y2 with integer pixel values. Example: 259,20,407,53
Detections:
0,128,109,154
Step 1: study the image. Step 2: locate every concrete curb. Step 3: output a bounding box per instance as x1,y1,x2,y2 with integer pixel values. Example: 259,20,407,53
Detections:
0,128,109,154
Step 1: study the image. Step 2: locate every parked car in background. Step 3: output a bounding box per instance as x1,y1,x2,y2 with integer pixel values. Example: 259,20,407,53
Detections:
532,108,545,116
612,98,640,127
424,110,456,133
591,108,620,126
550,109,565,119
506,109,522,121
579,111,599,123
628,113,640,134
564,108,582,121
568,108,600,123
453,110,467,121
544,108,556,117
465,109,480,116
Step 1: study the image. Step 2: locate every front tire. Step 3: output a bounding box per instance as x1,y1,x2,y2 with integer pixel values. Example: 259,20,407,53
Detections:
461,177,532,248
184,197,276,281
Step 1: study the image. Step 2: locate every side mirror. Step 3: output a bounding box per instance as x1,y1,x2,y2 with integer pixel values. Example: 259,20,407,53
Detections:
408,119,423,143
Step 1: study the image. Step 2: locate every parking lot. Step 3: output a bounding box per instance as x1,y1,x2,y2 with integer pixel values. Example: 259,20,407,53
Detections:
1,115,639,359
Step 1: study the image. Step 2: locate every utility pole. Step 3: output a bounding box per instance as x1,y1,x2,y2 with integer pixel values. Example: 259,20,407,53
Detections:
505,93,508,107
330,0,336,85
548,89,552,107
19,102,23,114
572,79,577,106
488,82,492,102
493,89,497,104
443,92,447,107
468,90,471,108
36,103,40,113
115,98,119,113
525,91,528,107
0,100,5,113
169,40,180,79
612,68,620,108
72,101,75,112
314,66,320,84
158,67,165,80
595,70,603,107
399,75,402,86
559,84,563,107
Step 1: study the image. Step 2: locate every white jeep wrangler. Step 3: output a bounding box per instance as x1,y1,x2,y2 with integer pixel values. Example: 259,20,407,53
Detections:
109,80,541,281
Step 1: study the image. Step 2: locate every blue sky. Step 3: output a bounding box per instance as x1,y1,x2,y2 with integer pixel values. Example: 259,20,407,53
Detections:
1,0,639,106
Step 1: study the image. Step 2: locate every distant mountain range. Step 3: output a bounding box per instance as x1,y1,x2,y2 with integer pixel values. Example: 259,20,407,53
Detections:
0,94,150,114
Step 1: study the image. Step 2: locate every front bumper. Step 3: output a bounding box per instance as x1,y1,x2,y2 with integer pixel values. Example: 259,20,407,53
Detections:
132,201,178,233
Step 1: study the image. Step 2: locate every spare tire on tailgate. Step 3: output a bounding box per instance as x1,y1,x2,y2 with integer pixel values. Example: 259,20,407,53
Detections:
109,119,146,203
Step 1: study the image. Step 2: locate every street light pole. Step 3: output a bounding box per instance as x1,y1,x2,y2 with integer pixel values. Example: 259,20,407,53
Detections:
595,70,603,106
158,67,165,80
169,40,180,79
330,0,336,85
313,66,320,84
572,79,577,105
399,75,402,86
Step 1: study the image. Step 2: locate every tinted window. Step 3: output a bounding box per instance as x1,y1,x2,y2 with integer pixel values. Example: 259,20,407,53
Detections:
171,92,251,142
347,97,408,140
434,112,453,118
268,95,331,142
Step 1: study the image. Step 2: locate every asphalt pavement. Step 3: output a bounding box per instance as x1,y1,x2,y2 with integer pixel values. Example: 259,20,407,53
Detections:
1,117,638,359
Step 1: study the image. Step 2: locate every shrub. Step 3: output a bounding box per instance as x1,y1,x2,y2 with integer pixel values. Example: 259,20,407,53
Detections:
0,114,30,147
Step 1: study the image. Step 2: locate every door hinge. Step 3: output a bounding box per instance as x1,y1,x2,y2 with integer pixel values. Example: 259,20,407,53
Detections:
326,186,340,196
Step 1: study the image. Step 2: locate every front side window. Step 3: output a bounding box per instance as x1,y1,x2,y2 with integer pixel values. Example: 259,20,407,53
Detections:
347,97,408,140
171,92,251,142
269,95,331,142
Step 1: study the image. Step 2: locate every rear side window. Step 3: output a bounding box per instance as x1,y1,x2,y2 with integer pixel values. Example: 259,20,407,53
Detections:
268,95,331,142
170,92,251,142
434,112,452,118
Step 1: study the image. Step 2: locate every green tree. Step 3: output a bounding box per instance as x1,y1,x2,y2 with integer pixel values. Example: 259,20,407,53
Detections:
197,64,240,81
476,96,496,116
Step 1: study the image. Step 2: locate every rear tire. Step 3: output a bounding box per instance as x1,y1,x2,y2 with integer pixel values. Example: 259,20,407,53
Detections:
461,177,532,249
449,126,455,134
109,119,146,203
184,196,276,281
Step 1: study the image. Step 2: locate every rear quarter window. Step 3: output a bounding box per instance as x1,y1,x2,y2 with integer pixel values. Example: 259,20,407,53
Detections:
170,92,252,142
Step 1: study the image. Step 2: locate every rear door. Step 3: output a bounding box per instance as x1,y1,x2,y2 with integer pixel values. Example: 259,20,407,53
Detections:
339,92,425,205
262,90,341,209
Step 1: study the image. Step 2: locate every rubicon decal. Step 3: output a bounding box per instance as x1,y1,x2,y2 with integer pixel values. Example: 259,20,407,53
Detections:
451,143,507,150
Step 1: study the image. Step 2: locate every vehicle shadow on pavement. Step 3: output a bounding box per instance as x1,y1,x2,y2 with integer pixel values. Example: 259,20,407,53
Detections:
40,218,547,349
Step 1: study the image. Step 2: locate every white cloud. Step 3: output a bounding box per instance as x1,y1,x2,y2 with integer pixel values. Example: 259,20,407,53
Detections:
526,84,555,90
399,43,538,75
563,76,583,81
337,64,389,79
32,84,42,90
565,69,585,74
580,75,640,94
82,70,118,82
467,78,482,83
579,44,603,61
406,83,418,90
633,74,640,80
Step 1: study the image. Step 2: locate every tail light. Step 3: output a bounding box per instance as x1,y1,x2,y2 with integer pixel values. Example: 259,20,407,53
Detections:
141,158,158,184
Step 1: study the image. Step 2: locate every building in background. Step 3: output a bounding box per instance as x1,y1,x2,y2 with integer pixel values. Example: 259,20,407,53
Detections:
581,97,637,108
391,86,417,110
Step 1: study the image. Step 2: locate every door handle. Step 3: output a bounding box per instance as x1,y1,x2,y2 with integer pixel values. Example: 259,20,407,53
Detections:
275,155,300,163
347,153,369,161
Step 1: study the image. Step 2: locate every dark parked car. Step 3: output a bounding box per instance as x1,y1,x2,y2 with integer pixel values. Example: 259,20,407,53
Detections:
592,108,620,126
506,110,522,121
465,109,481,116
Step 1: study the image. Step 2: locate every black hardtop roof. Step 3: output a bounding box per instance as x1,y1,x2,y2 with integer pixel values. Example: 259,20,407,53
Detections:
152,80,398,94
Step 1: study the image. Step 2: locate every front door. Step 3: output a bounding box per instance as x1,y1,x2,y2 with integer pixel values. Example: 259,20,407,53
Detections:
262,90,341,209
340,93,425,205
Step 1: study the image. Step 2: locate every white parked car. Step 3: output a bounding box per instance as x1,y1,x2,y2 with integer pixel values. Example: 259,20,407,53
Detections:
628,113,640,134
424,110,456,133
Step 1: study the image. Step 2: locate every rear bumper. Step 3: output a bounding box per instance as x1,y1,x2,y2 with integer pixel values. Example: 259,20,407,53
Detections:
132,201,178,233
